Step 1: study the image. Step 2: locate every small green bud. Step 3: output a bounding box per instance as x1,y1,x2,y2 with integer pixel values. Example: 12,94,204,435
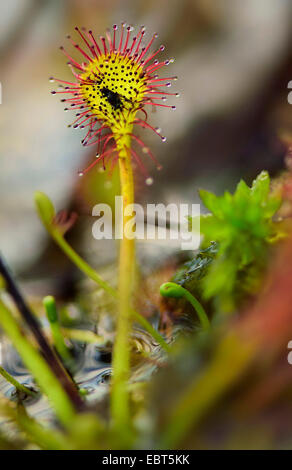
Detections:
43,295,58,323
160,282,185,299
34,191,55,228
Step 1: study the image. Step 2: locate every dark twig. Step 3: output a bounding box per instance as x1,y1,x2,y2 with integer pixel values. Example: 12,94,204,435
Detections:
0,254,84,410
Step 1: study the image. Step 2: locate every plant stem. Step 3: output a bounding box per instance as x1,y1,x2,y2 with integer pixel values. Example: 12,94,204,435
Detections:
183,289,210,331
43,296,72,362
61,328,105,345
0,300,76,427
51,231,117,298
160,282,210,331
130,310,171,353
0,255,83,410
35,196,170,352
51,231,169,352
159,334,254,448
111,133,135,437
0,397,71,450
0,366,35,397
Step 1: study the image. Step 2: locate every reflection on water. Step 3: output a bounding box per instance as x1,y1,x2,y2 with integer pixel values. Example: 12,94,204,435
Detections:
0,326,166,427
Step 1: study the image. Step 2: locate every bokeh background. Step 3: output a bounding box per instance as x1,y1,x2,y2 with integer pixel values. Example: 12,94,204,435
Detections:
1,0,292,278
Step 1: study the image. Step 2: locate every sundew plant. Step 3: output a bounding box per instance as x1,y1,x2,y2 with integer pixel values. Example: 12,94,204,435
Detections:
51,23,178,438
0,18,291,452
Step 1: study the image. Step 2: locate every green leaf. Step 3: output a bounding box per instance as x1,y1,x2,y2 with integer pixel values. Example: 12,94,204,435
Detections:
263,195,282,218
234,179,250,202
199,189,224,218
34,191,55,229
251,170,270,201
188,171,284,312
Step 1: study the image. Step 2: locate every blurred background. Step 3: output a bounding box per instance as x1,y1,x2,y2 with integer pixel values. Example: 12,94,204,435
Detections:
0,0,292,278
1,1,292,450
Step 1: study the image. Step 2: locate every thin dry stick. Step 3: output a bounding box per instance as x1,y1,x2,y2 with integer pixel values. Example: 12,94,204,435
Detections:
0,255,83,410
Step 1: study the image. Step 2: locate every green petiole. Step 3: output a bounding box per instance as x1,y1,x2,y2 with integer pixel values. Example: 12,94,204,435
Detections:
160,282,210,331
0,366,36,397
34,191,169,352
43,296,72,362
0,299,76,427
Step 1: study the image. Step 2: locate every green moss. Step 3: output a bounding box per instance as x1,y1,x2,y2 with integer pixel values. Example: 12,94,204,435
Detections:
188,171,284,312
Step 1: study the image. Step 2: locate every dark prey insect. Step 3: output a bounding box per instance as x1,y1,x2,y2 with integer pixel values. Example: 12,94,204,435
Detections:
101,87,123,111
